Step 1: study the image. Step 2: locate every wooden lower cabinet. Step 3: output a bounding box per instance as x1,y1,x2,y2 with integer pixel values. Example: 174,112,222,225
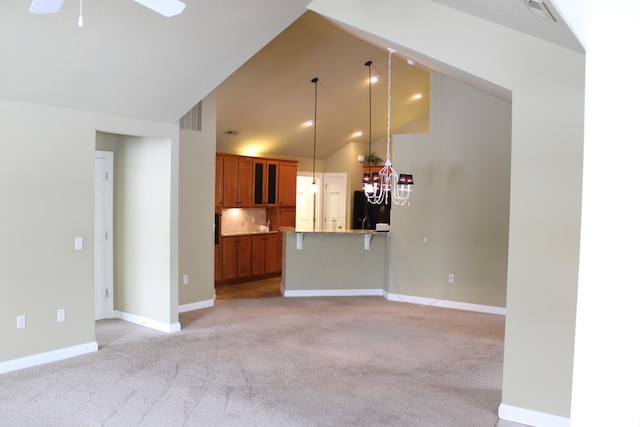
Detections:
214,244,222,282
219,232,280,283
277,208,296,271
221,235,252,281
252,233,278,276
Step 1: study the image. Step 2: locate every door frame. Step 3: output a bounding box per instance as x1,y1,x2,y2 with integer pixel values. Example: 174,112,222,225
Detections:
321,172,347,231
95,150,114,319
296,172,323,231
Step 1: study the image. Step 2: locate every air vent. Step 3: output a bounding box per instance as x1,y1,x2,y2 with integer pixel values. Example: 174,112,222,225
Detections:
179,101,202,131
223,129,240,136
525,0,556,22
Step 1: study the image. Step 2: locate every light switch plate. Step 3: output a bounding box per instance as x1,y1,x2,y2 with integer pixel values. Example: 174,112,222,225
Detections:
17,315,26,329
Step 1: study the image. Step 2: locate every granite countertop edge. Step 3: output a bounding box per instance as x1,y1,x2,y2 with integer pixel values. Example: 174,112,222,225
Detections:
279,226,389,235
221,231,279,237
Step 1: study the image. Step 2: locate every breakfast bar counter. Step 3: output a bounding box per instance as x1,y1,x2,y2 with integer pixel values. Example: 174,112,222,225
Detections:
279,227,389,296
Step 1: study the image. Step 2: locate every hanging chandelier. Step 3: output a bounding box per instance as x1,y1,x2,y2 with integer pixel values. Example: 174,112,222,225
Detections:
362,48,414,206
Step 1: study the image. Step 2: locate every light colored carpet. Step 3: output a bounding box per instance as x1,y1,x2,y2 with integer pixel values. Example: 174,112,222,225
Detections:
0,296,507,426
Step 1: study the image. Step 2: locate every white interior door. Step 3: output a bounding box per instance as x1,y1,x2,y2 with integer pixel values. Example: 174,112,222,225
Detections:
296,174,322,231
322,173,347,231
94,151,114,320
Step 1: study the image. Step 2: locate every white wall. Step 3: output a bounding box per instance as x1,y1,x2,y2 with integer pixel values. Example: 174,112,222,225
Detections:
557,0,640,425
324,141,368,229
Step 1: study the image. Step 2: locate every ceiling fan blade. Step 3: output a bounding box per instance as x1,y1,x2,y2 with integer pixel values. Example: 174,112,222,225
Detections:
132,0,185,17
29,0,64,14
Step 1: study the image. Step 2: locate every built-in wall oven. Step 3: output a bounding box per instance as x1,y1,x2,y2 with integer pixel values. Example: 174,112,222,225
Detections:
214,213,220,245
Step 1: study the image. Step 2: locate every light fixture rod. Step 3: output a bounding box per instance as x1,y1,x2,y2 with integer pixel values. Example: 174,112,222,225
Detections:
385,48,394,165
311,77,318,184
311,77,319,230
365,60,373,160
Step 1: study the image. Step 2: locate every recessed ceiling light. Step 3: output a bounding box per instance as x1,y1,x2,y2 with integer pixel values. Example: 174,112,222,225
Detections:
353,130,363,137
370,75,379,83
304,119,314,127
412,92,423,100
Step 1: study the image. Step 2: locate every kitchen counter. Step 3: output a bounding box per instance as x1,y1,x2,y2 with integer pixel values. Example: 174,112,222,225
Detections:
279,226,389,235
221,230,279,237
280,226,389,296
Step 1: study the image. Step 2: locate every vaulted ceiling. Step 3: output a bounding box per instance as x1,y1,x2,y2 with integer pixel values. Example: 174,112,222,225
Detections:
0,1,581,159
215,11,431,159
0,0,310,122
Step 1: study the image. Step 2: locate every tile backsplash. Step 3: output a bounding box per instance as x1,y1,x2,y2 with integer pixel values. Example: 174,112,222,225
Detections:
220,208,269,235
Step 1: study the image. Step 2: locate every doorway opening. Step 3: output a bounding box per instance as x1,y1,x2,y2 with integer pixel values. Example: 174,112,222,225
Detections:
94,150,114,320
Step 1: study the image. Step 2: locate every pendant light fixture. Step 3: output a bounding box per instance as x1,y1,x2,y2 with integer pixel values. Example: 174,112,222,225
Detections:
362,48,414,206
362,60,375,197
310,77,319,194
310,77,319,231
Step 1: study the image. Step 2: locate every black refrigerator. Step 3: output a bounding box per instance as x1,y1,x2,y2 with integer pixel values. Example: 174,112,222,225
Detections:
353,191,391,230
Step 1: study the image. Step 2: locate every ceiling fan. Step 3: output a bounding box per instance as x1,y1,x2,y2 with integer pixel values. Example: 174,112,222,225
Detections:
29,0,186,18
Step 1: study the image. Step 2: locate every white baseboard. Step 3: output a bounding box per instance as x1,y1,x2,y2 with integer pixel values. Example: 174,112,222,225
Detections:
283,288,384,297
384,291,506,315
499,404,569,427
114,310,181,333
282,287,505,316
179,299,214,313
0,341,98,374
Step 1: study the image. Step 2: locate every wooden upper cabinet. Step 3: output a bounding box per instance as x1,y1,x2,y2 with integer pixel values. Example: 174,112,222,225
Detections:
222,156,253,208
253,159,278,207
217,154,297,209
278,161,297,207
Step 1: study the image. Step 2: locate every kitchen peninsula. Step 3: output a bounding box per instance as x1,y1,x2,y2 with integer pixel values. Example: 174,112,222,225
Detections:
280,227,389,296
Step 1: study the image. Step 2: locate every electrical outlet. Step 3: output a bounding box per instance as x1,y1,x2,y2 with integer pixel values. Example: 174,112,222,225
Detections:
448,274,455,284
183,275,189,285
57,308,66,322
17,314,26,329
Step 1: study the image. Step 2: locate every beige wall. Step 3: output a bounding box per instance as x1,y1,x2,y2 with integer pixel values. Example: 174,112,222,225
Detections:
0,101,96,362
388,73,511,307
96,131,181,326
283,232,387,292
115,136,173,324
309,0,585,419
178,92,216,306
0,99,179,364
